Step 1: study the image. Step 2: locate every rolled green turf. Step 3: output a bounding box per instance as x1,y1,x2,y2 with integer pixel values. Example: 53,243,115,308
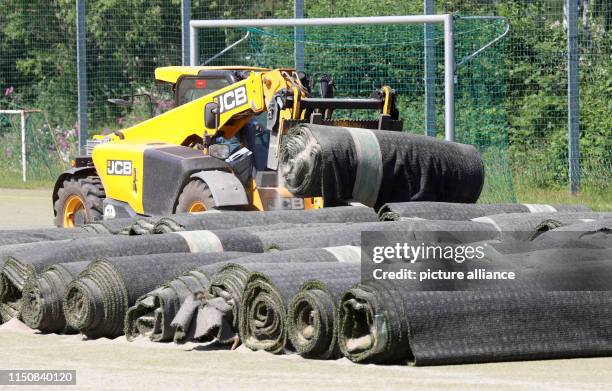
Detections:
124,270,211,342
0,234,194,324
279,124,484,208
80,217,154,235
378,202,591,221
20,261,89,333
338,281,612,365
286,275,362,360
63,252,247,339
337,230,612,365
1,218,499,325
173,246,362,344
238,262,361,354
153,206,377,233
0,228,98,246
0,224,302,324
471,212,612,240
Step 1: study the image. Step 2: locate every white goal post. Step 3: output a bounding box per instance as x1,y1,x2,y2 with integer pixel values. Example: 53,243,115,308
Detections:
0,109,34,182
189,15,456,141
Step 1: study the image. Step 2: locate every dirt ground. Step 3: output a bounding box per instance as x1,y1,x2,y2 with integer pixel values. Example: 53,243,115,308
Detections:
0,187,610,391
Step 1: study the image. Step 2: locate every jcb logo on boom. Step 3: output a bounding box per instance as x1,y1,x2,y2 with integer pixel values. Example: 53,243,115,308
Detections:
215,86,248,114
107,160,132,176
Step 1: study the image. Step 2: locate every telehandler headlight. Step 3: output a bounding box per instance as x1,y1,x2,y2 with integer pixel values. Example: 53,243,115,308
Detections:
209,143,231,160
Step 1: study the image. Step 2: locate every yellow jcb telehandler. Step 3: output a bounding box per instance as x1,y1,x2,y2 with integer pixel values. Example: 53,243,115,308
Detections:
52,66,402,227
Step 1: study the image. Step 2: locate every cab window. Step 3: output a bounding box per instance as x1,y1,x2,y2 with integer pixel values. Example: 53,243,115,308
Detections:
176,77,230,106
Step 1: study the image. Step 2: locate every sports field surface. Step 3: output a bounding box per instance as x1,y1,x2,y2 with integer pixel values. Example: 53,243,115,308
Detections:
0,188,610,391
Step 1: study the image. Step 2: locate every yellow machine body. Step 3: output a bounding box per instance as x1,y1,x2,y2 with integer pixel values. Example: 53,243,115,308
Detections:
90,66,316,215
53,65,400,224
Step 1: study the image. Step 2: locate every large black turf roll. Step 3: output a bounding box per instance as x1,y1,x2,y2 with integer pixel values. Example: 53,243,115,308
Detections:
338,281,612,366
338,230,612,365
279,124,485,208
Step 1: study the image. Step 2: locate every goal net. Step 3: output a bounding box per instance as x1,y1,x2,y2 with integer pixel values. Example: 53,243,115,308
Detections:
0,110,74,185
195,17,515,203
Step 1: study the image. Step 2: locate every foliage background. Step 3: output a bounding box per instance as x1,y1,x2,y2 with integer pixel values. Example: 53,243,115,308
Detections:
0,0,609,206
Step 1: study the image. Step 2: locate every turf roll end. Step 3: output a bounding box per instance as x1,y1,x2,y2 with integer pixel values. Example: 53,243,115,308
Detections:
64,261,128,339
20,262,88,333
124,294,160,341
337,283,412,365
286,283,337,359
239,273,287,354
63,281,99,333
19,277,47,330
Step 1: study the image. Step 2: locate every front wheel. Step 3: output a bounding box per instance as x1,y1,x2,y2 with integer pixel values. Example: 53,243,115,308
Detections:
175,179,216,213
54,176,105,227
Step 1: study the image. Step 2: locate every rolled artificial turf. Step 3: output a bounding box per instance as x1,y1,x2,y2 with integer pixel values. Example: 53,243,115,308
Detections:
279,124,485,208
0,234,195,323
123,218,159,235
170,217,502,345
471,212,612,237
1,218,500,325
250,220,498,251
286,275,362,359
0,223,305,323
338,281,612,365
20,261,90,333
81,217,155,235
238,262,362,354
0,217,156,245
124,270,211,342
0,228,99,246
153,206,377,233
337,225,612,365
532,218,612,247
0,240,71,323
176,246,362,345
63,252,247,339
377,202,592,221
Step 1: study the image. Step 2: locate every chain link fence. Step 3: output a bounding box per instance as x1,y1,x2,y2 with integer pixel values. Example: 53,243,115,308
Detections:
0,0,609,207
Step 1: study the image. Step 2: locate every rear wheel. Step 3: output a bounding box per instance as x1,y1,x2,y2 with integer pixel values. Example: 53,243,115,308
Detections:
54,176,105,227
175,179,216,213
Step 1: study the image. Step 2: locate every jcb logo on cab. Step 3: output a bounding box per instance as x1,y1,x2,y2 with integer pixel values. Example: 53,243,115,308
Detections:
216,86,248,114
107,160,132,176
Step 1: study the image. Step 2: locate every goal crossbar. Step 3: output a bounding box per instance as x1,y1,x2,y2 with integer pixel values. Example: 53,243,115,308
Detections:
189,15,455,141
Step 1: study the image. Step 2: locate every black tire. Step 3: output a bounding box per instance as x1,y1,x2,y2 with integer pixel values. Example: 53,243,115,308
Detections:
175,179,216,213
54,175,105,227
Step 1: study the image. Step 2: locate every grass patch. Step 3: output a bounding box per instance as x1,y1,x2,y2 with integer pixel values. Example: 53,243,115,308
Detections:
0,178,55,189
0,171,609,212
514,177,611,211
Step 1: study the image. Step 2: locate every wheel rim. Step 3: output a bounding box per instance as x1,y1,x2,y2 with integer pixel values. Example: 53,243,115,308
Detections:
188,201,207,213
63,195,86,227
